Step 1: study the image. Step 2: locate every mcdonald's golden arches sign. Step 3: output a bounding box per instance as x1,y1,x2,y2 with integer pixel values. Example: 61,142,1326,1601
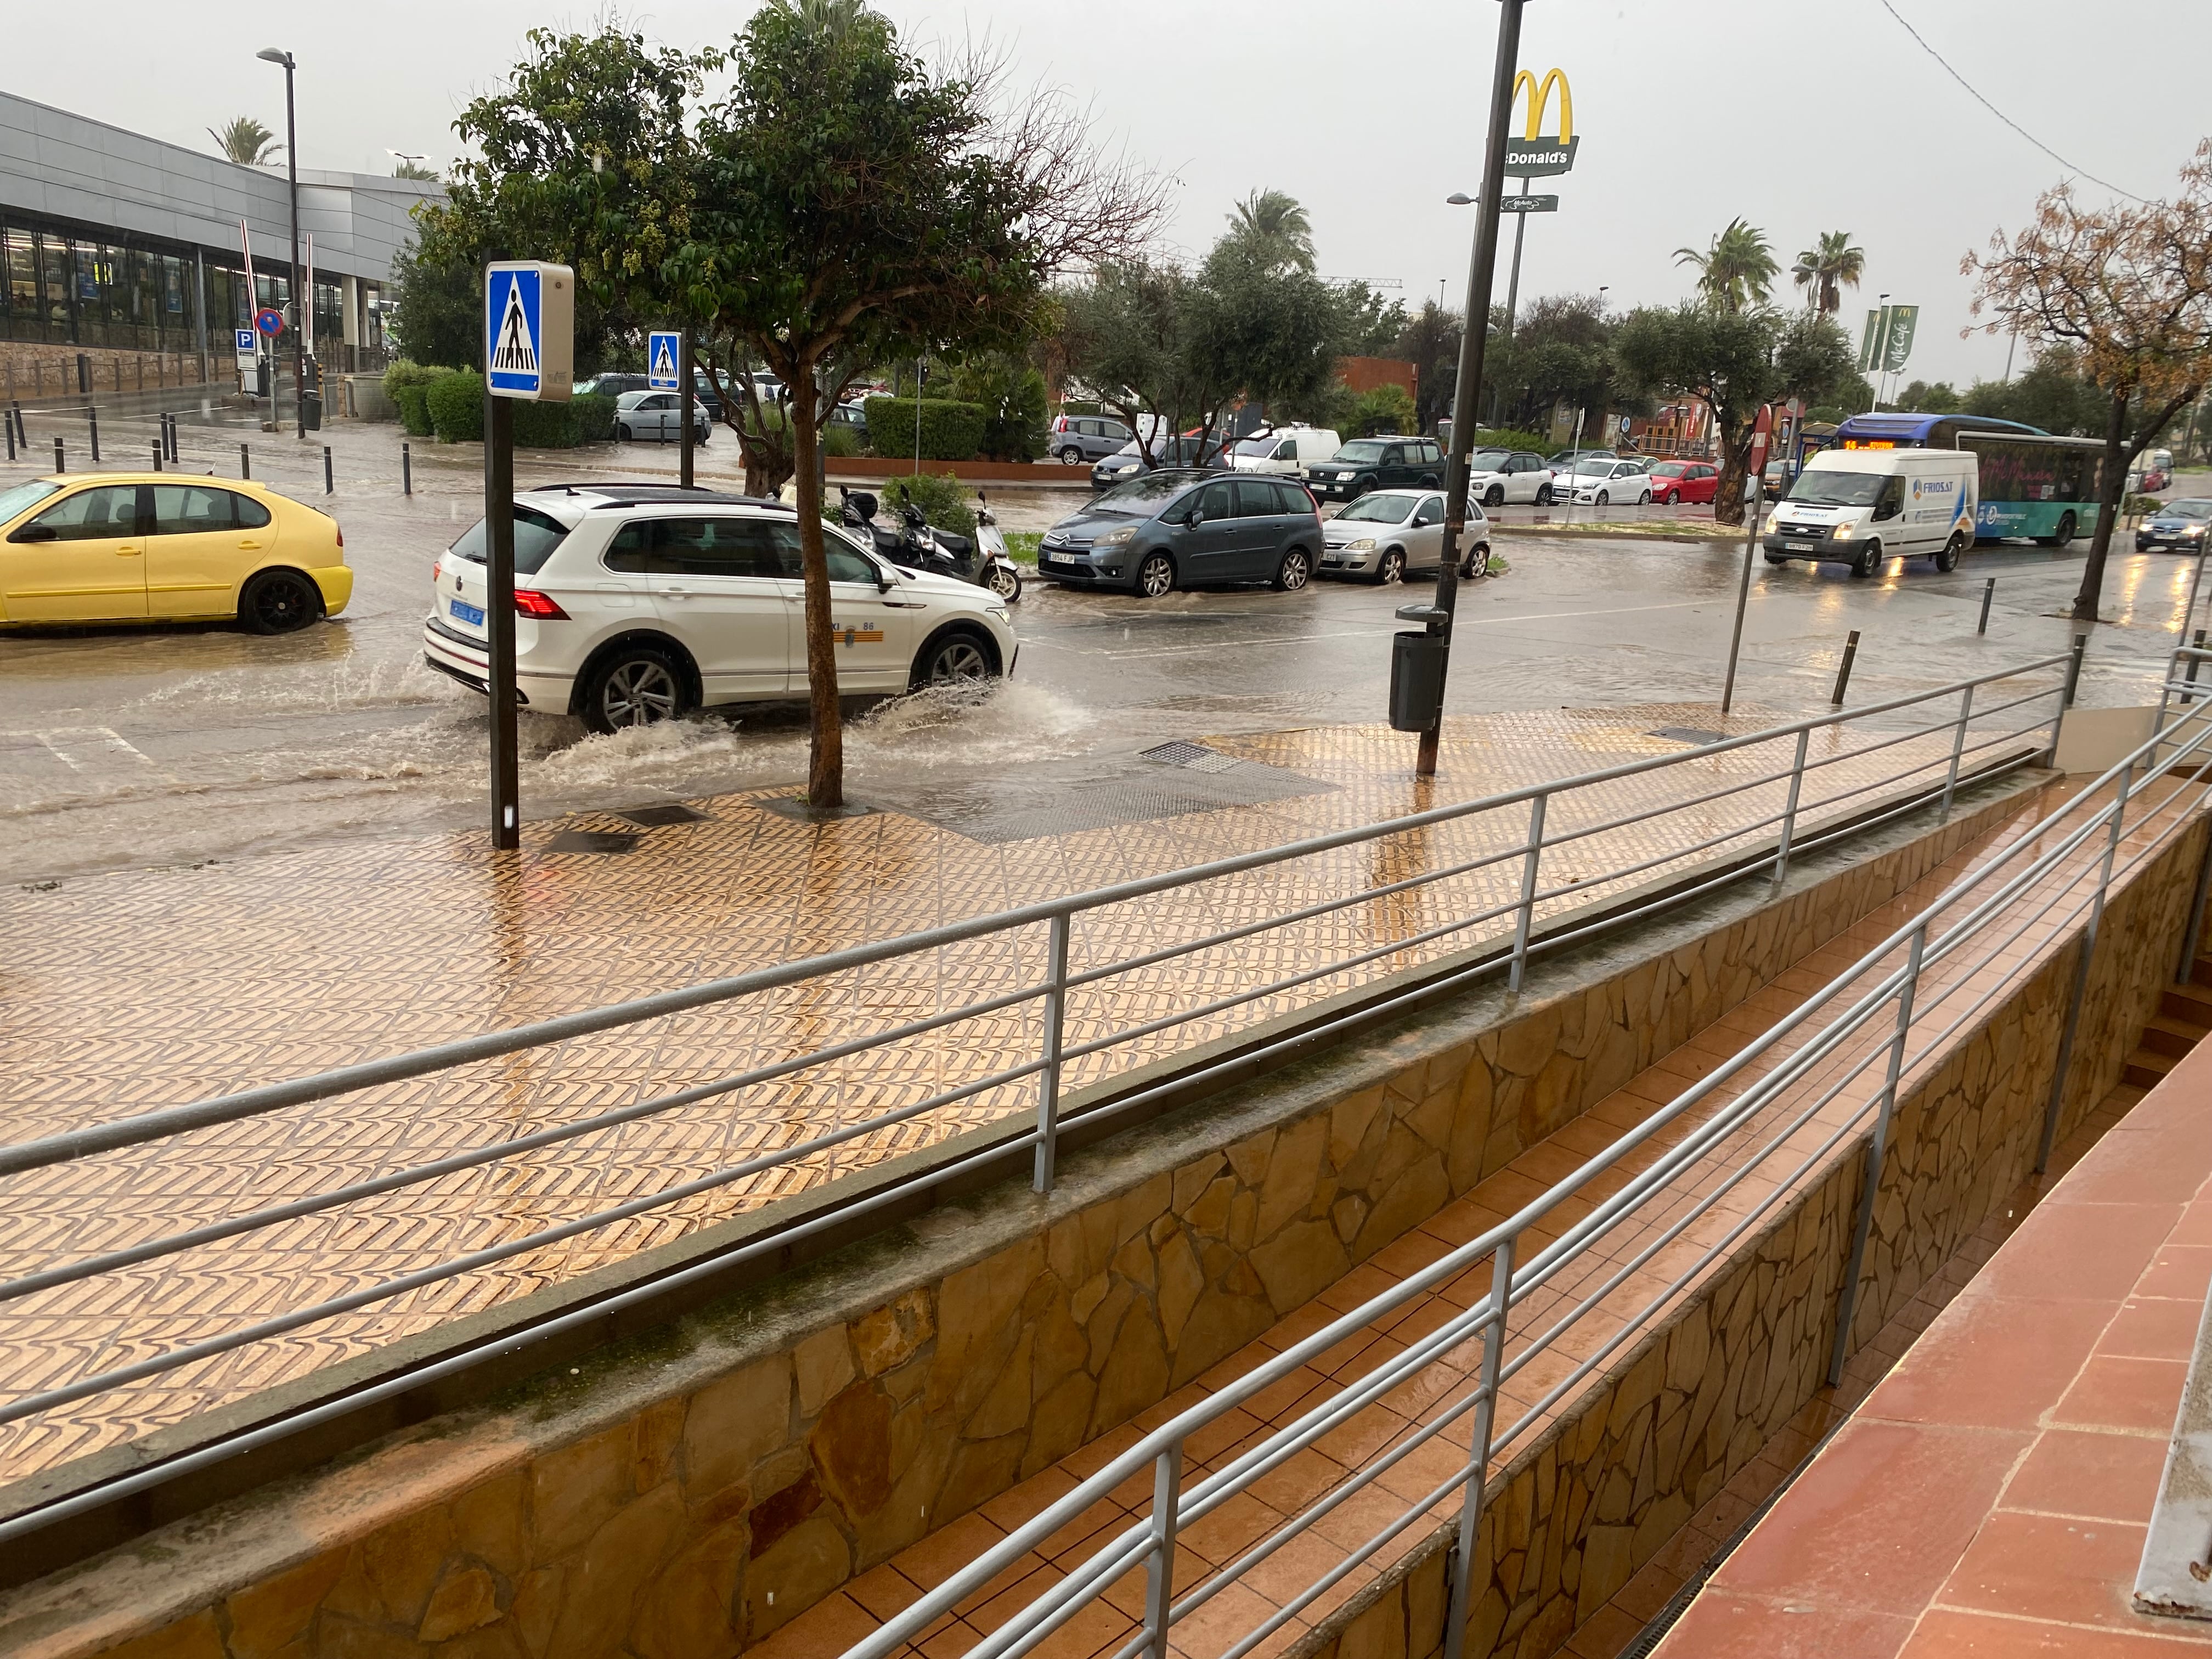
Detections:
1504,67,1578,177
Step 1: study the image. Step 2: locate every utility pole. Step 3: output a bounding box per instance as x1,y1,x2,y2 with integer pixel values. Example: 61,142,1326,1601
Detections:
258,47,306,441
1414,0,1527,779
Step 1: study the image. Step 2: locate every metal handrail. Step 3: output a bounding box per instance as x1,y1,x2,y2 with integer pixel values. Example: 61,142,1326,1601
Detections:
840,646,2212,1659
0,652,2068,1538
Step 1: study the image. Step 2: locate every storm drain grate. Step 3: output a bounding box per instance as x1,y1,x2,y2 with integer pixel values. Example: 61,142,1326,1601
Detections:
1140,740,1242,774
618,803,711,827
545,830,641,855
1649,726,1728,748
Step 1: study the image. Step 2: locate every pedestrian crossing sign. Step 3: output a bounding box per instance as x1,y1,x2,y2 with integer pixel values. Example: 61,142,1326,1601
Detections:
648,330,681,392
484,261,574,401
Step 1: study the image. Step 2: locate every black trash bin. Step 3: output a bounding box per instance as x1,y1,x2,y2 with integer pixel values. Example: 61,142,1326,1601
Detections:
1390,629,1447,732
302,390,323,432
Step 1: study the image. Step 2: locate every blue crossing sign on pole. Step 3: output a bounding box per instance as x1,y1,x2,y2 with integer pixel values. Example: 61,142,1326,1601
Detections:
647,330,681,392
483,261,574,402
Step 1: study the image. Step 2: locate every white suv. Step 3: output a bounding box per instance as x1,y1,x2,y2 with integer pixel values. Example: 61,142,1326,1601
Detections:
422,486,1017,733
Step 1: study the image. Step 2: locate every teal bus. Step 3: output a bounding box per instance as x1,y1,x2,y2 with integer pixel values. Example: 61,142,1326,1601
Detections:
1827,413,2106,546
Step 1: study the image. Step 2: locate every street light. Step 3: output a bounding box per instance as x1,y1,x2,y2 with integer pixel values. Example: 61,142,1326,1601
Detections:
258,47,306,441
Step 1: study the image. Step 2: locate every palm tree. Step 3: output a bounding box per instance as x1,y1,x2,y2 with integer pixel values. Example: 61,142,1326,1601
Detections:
1228,188,1316,273
1791,231,1865,314
391,159,441,183
207,116,283,167
1673,218,1778,313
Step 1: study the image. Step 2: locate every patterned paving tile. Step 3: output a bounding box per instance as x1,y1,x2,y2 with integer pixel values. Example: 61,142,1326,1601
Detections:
0,700,2042,1483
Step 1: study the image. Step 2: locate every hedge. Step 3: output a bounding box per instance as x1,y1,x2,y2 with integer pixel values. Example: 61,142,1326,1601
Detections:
385,360,448,438
862,396,986,462
426,369,485,443
881,471,977,541
515,393,616,449
1467,427,1551,454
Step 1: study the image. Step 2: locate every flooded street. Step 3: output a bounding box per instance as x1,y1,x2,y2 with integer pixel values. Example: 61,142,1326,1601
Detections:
0,413,2197,883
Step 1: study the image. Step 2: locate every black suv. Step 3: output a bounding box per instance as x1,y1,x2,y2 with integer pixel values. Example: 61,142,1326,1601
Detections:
1039,471,1323,597
1305,436,1446,502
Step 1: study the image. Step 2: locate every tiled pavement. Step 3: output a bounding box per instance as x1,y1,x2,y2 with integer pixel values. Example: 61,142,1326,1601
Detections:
746,775,2196,1659
1650,1028,2212,1655
0,701,2041,1486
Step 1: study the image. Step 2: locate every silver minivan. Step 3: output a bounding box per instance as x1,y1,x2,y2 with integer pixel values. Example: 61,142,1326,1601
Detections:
1050,414,1137,465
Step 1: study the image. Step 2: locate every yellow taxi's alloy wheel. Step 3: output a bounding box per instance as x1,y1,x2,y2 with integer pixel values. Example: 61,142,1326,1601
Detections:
240,569,324,634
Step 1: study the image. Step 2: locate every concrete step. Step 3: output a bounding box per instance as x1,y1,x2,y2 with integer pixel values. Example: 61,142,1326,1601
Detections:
2163,980,2212,1025
2140,1013,2211,1059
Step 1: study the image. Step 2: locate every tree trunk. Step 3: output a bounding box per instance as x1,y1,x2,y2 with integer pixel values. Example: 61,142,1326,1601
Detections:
2072,388,2132,623
789,369,844,810
1711,411,1751,526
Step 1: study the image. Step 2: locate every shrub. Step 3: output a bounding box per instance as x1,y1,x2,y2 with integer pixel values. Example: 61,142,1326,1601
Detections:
1466,426,1550,454
2125,492,2166,516
425,369,485,443
385,359,451,437
1056,399,1102,417
822,421,861,458
881,471,977,541
514,393,617,449
1350,385,1418,437
862,396,986,462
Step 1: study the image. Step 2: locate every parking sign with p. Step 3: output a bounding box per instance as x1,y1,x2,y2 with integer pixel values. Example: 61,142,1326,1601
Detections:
484,262,574,402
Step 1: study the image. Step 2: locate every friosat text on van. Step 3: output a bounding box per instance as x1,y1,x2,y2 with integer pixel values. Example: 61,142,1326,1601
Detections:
1761,448,1978,579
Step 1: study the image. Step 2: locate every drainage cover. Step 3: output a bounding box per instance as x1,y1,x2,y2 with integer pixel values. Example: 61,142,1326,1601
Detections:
1140,740,1241,774
1650,726,1728,747
546,830,641,855
618,803,710,827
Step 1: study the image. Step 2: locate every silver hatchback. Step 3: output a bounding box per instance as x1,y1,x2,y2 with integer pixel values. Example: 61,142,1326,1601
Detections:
613,390,712,445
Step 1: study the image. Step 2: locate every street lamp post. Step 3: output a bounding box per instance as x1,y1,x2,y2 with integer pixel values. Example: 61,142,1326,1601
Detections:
1415,0,1529,780
257,47,306,441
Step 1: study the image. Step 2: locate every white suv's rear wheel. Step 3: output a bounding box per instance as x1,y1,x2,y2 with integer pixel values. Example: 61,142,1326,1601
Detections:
583,646,688,733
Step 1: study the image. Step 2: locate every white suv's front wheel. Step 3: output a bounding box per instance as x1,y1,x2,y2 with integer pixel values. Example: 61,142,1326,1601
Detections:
582,646,690,734
910,628,998,690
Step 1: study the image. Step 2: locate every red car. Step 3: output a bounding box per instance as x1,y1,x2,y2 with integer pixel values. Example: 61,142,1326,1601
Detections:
1645,460,1719,505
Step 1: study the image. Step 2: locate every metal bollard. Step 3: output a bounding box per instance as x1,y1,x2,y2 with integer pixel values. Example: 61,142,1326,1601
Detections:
240,442,251,479
88,407,99,463
323,446,334,495
151,441,163,472
53,437,64,472
2064,633,2087,706
1977,577,1995,635
3,409,12,463
1830,629,1861,706
402,442,412,496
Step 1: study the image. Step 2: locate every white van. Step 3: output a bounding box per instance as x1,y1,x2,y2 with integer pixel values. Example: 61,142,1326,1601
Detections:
1229,426,1342,479
1761,448,1978,577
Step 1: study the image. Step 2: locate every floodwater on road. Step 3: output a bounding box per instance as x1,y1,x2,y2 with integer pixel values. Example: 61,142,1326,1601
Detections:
0,413,2197,883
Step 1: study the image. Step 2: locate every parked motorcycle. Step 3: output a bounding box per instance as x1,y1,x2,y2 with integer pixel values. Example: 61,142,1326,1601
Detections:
838,486,1019,600
973,491,1022,602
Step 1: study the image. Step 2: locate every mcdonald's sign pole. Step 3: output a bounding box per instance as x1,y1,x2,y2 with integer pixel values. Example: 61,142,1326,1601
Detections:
1414,0,1527,781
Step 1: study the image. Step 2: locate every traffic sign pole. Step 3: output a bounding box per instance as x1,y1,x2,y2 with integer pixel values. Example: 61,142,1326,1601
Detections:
481,261,573,853
679,331,695,489
484,392,520,850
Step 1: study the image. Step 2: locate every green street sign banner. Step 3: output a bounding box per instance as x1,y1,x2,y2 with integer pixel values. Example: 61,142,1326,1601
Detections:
1497,194,1561,213
1858,308,1886,374
1882,306,1919,373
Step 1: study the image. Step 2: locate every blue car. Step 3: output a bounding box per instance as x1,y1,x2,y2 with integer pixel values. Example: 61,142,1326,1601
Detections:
2136,498,2211,553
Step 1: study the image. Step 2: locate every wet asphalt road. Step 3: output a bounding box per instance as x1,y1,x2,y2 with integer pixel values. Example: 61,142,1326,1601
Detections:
0,409,2201,883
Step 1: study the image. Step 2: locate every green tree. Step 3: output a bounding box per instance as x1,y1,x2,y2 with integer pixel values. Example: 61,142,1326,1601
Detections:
1673,218,1779,313
413,24,717,377
1392,300,1463,434
385,238,481,368
1894,378,1962,414
1966,143,2212,619
1226,189,1316,274
946,351,1049,461
1348,383,1417,437
1189,238,1344,439
1486,293,1624,435
1961,345,2118,434
1615,304,1856,522
392,159,442,183
207,116,281,167
1334,280,1409,357
679,0,1161,806
1791,230,1865,314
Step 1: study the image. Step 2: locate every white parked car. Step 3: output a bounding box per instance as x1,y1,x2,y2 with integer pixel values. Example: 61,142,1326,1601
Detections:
1465,448,1555,506
1562,457,1654,506
1229,426,1342,478
422,486,1016,734
1319,488,1489,583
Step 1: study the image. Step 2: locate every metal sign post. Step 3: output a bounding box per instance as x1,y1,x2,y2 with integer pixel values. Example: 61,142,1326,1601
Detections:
648,328,692,489
482,261,574,851
679,334,695,489
1414,0,1528,780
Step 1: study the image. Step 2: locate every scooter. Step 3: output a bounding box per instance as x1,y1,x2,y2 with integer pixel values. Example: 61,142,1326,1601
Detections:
973,491,1022,602
839,486,1020,599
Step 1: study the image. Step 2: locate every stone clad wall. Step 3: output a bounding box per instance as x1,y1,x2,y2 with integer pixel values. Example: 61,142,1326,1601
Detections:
0,787,2044,1659
1282,816,2210,1659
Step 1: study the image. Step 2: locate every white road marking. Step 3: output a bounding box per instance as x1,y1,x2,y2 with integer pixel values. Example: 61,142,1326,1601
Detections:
18,728,163,775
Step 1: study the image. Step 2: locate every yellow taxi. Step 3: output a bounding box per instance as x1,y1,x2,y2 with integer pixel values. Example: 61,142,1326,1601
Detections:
0,473,352,632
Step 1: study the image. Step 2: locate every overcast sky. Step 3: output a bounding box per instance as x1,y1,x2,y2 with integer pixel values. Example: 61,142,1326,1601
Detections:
14,1,2208,387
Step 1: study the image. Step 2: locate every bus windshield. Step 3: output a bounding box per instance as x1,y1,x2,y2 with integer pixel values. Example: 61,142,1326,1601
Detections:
1785,471,1887,507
